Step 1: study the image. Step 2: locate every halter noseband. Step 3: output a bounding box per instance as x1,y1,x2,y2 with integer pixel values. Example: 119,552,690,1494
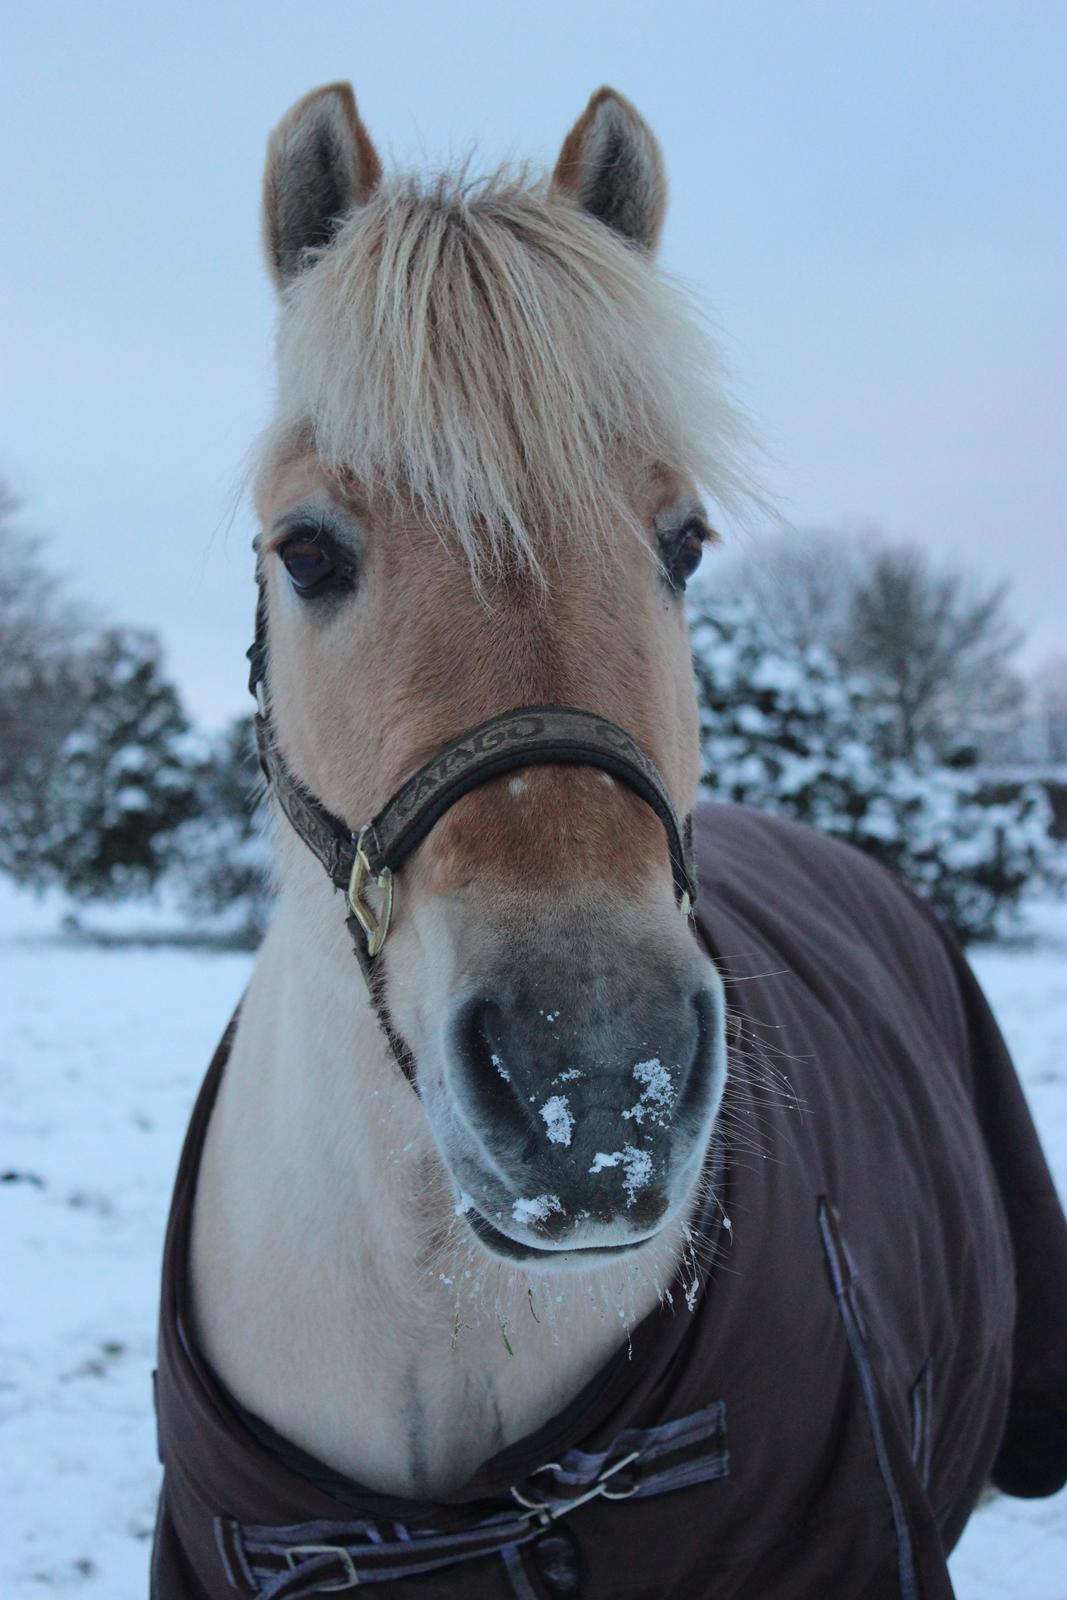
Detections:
247,583,697,1088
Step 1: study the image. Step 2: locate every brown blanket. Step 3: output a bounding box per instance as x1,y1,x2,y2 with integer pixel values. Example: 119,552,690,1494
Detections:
151,803,1067,1599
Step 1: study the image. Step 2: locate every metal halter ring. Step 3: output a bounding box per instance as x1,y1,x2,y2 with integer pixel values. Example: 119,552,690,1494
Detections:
347,828,394,957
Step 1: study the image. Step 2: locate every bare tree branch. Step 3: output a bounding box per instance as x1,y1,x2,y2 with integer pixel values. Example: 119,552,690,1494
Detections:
714,526,1025,759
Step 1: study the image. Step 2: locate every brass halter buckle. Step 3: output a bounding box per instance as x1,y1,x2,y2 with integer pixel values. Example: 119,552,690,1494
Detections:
347,827,394,957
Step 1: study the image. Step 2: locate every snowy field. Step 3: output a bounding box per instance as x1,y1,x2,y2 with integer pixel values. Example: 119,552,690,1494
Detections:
2,887,1065,1598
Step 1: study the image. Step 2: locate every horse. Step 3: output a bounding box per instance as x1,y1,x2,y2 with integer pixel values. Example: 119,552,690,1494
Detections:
151,84,1067,1600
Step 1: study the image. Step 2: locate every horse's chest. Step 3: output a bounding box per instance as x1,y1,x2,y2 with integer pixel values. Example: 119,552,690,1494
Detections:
356,1309,634,1497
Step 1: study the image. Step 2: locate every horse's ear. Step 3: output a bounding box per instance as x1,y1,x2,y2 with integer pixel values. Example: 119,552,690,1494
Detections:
263,82,382,289
551,87,667,252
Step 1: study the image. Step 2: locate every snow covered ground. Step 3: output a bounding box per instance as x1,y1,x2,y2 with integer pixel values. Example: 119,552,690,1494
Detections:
2,886,1065,1598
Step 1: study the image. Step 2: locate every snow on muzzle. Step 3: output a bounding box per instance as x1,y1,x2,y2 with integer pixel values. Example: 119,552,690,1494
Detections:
438,939,726,1260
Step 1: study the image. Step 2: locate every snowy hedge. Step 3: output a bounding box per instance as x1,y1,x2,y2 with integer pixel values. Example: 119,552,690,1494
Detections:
690,599,1060,942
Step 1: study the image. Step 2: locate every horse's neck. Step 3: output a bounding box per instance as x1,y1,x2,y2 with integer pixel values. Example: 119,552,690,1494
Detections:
189,893,681,1499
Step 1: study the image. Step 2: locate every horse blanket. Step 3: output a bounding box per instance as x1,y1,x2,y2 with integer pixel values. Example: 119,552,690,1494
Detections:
151,803,1067,1599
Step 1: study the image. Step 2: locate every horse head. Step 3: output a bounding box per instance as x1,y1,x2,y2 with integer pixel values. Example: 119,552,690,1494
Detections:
252,83,743,1263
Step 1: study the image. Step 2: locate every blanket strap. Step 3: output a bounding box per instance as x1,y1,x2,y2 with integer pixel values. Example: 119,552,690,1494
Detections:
215,1401,728,1596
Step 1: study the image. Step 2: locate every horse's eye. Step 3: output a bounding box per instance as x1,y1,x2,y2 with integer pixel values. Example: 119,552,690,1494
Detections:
663,519,707,592
278,534,352,598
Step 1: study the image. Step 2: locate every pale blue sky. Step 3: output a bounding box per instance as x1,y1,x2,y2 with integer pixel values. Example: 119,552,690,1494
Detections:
3,1,1064,721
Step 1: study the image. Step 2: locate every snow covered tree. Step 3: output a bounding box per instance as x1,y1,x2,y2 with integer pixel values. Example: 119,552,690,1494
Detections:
168,716,273,942
5,628,197,899
690,598,1058,941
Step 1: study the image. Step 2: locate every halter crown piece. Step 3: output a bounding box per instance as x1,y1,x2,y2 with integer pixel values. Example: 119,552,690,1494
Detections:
246,577,697,1089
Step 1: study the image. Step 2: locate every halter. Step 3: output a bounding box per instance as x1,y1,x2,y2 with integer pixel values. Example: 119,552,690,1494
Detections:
247,578,697,1088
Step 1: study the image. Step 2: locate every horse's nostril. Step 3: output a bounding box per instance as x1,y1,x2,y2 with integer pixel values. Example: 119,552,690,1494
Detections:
673,983,725,1126
455,997,501,1079
451,996,530,1135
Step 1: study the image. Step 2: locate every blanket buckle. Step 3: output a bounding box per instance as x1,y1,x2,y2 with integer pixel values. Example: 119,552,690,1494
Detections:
283,1543,359,1590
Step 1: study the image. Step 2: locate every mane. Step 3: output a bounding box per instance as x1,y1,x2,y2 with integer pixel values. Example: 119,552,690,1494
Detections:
267,165,756,575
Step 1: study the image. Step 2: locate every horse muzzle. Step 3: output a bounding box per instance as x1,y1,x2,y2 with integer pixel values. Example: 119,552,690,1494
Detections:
435,940,726,1262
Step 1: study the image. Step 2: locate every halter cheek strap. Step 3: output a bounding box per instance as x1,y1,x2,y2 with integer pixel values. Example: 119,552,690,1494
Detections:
247,587,697,1090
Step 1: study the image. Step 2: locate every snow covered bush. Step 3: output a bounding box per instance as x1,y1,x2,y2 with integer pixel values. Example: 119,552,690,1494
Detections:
0,628,196,899
167,717,273,943
690,598,1060,941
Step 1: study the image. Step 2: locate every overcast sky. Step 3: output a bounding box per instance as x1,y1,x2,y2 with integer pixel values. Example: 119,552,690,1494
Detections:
3,1,1064,723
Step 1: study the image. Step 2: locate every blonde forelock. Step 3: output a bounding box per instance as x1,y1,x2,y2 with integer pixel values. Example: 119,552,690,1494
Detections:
265,167,755,576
